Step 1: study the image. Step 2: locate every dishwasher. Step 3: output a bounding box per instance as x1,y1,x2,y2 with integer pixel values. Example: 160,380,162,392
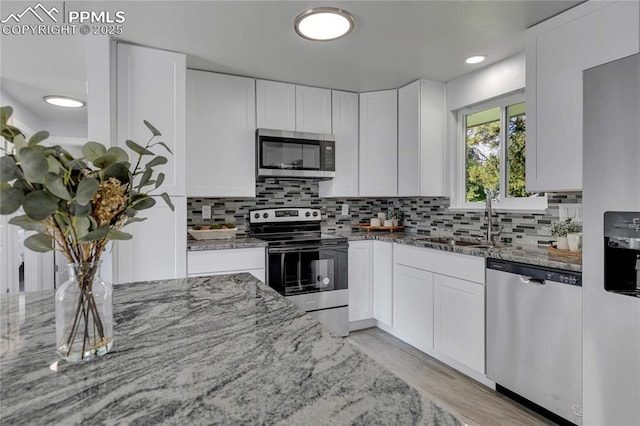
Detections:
486,259,582,425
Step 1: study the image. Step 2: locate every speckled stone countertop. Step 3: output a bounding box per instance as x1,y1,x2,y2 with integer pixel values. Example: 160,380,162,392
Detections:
0,274,462,425
338,231,582,273
187,236,267,251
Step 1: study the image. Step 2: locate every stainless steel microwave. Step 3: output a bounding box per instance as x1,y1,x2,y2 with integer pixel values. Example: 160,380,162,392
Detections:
256,129,335,179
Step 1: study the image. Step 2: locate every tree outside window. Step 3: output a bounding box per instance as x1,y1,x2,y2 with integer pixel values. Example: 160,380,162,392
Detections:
463,101,537,204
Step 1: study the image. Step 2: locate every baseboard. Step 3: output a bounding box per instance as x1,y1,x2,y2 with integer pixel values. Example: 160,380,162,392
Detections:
349,318,377,331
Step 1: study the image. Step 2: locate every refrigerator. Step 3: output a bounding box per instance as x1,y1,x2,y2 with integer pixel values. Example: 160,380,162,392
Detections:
583,53,640,426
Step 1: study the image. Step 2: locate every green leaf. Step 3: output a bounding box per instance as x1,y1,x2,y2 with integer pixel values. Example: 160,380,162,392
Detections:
0,156,20,182
103,162,130,184
8,215,45,232
28,131,49,146
13,134,27,156
143,120,161,137
70,201,92,217
131,196,156,210
44,173,72,201
160,192,174,211
0,186,24,214
82,142,107,162
126,140,153,156
138,168,153,188
47,157,62,174
76,177,99,206
93,154,118,169
107,230,133,240
106,147,129,163
79,225,110,242
72,217,91,241
123,216,147,226
154,172,165,189
24,233,53,253
18,147,48,183
145,156,167,169
152,141,173,155
23,190,58,220
1,106,13,123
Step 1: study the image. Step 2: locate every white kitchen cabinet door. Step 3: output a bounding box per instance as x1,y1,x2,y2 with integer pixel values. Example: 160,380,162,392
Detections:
186,70,256,197
256,80,296,131
433,273,485,373
114,197,186,284
319,90,359,197
117,43,186,196
398,80,446,197
348,241,373,322
359,90,398,197
188,248,265,282
526,0,639,192
373,241,393,327
295,86,332,134
393,264,434,353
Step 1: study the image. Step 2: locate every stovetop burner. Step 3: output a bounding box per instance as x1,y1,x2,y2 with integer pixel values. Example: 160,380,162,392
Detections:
248,208,347,247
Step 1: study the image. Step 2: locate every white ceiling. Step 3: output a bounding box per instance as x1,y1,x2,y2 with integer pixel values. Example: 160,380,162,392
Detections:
0,0,583,126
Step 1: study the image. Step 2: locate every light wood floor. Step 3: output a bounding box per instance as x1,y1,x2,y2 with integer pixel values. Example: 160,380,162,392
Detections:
347,327,555,426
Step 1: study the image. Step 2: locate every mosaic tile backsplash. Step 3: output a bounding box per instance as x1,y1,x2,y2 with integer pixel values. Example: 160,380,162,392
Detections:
187,178,582,246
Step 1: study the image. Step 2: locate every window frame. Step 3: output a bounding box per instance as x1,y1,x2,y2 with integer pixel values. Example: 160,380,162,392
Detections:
450,92,547,212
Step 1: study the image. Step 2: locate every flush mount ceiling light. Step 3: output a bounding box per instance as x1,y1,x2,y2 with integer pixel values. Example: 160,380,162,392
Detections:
294,7,355,41
465,55,486,64
43,95,85,108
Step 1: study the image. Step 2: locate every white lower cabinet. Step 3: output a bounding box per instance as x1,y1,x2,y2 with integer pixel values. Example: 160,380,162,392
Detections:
348,240,373,322
393,264,434,353
373,241,393,327
433,273,485,373
187,248,265,282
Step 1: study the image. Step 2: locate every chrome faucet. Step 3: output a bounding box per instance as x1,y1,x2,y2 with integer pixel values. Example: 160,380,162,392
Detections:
485,189,503,245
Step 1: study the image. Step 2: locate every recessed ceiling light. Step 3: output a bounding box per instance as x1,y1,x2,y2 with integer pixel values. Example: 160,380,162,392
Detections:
465,55,486,65
43,96,85,108
294,7,355,41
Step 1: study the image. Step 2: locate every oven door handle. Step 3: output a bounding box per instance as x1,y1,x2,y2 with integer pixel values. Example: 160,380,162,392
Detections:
268,246,323,253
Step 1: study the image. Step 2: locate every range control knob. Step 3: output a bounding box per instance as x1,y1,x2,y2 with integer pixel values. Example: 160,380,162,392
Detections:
312,211,319,217
263,213,269,219
254,213,260,219
305,211,311,217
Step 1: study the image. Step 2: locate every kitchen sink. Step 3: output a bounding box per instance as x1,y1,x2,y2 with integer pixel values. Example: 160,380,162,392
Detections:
414,236,498,249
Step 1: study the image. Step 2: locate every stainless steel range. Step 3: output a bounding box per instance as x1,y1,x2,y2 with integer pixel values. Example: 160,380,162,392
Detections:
249,208,349,336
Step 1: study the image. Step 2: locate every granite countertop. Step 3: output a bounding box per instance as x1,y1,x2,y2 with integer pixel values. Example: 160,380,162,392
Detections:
187,236,267,251
0,274,462,425
338,231,582,273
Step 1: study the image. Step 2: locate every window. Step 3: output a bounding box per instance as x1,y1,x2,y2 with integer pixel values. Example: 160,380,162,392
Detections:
453,93,546,211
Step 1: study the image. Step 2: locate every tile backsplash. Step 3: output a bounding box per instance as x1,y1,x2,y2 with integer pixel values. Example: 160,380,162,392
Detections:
187,179,582,246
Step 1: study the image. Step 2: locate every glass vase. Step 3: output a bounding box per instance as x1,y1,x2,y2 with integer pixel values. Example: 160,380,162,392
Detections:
55,261,113,362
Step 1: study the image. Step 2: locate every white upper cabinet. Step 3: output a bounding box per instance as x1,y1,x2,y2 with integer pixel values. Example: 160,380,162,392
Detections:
186,70,256,197
295,86,332,134
256,80,296,131
117,43,186,196
319,90,359,197
359,90,398,197
526,0,639,192
398,80,446,197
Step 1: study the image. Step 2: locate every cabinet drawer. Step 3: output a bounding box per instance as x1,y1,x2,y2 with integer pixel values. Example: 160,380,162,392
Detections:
188,248,265,275
394,244,485,284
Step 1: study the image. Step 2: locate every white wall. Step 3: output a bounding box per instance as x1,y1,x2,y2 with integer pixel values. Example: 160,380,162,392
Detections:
446,52,525,111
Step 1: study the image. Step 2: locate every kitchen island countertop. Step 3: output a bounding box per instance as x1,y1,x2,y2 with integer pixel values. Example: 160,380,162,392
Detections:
0,274,462,425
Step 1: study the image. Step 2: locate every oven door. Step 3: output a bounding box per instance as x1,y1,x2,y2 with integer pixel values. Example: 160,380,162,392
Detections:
267,244,348,296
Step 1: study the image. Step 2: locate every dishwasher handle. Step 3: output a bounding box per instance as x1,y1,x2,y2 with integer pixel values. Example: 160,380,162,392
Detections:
519,275,546,285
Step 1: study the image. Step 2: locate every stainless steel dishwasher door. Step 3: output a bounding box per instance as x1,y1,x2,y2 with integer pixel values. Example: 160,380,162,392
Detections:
486,259,582,425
